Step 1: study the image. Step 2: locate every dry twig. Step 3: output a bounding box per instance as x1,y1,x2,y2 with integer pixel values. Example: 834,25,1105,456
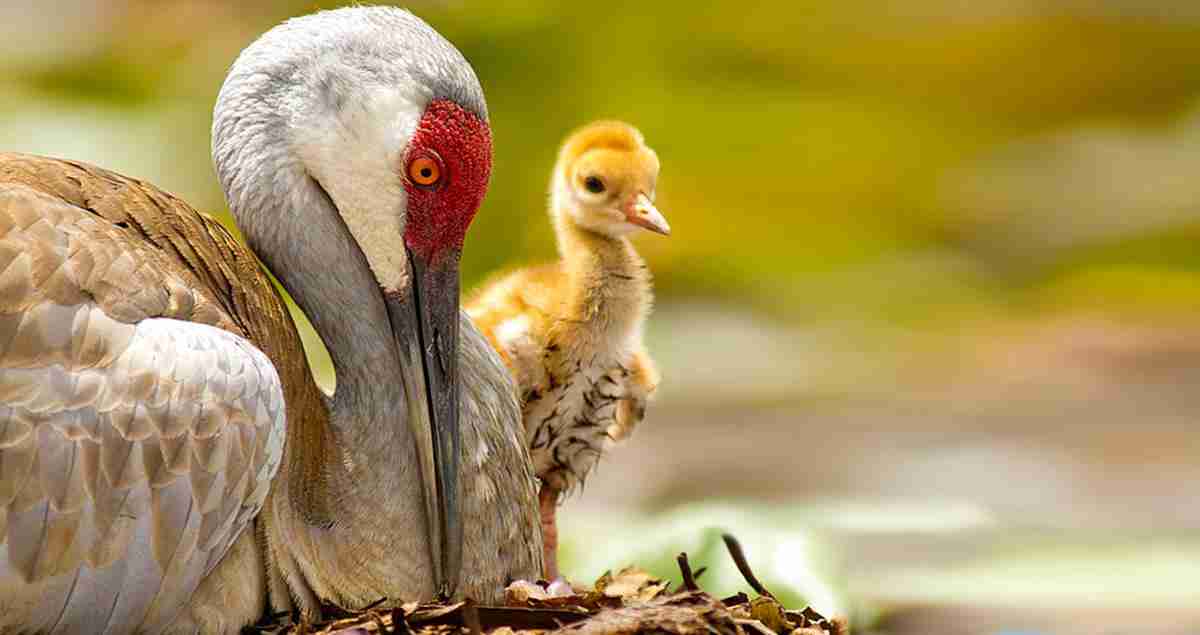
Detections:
721,533,775,600
676,552,700,592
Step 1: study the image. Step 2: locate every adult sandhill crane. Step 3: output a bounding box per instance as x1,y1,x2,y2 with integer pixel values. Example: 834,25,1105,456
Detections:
0,7,541,634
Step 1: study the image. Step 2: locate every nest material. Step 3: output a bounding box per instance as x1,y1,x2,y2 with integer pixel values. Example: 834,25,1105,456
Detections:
249,535,847,635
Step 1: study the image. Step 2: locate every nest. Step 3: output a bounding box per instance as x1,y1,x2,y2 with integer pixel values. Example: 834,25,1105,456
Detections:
248,535,848,635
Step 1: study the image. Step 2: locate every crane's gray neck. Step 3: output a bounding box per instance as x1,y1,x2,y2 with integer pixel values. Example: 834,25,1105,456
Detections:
209,39,424,498
242,163,422,490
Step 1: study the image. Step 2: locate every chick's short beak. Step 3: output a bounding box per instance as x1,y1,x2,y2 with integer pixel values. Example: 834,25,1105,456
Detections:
626,192,671,235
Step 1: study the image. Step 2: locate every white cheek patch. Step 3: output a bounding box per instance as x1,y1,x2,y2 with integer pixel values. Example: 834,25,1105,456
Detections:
292,81,431,287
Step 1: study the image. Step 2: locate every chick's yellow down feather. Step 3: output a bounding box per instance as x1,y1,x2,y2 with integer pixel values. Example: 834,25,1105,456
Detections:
466,121,668,579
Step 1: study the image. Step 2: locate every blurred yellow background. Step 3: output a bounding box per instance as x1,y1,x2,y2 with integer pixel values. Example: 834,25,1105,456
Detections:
3,1,1199,633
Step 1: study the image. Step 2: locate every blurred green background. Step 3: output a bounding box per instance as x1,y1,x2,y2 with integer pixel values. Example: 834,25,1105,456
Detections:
4,1,1200,633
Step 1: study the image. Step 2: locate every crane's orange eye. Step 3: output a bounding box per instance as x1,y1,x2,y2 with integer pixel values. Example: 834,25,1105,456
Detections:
408,156,442,186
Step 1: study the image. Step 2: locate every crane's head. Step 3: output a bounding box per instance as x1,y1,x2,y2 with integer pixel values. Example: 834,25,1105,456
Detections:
211,6,490,599
552,121,670,238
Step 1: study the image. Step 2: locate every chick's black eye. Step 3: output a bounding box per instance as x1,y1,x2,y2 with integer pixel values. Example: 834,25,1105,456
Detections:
584,176,605,194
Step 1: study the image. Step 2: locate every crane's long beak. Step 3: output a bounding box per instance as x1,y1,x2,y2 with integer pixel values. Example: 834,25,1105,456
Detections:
385,248,462,600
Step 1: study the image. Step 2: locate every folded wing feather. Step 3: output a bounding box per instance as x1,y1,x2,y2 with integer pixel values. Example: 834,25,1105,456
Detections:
0,177,285,634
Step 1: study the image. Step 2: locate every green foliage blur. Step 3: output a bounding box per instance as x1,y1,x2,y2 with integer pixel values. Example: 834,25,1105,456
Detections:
6,0,1200,330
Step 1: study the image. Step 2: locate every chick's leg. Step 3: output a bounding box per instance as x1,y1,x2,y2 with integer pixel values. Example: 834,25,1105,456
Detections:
539,482,561,581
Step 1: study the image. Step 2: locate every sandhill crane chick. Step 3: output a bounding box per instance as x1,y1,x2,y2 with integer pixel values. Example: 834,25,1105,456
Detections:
467,121,668,581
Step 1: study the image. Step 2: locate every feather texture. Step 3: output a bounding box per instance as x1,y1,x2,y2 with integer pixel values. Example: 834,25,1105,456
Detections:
0,154,294,633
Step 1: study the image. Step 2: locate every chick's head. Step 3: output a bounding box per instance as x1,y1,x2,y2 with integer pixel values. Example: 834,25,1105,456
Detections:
554,121,670,238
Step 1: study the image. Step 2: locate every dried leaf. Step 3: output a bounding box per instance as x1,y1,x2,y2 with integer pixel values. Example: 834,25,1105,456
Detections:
505,580,550,603
736,618,778,635
592,571,613,594
596,567,668,604
562,592,742,635
749,596,790,633
408,602,466,626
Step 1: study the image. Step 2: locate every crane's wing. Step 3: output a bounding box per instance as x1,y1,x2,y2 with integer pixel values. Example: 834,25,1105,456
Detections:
0,172,285,633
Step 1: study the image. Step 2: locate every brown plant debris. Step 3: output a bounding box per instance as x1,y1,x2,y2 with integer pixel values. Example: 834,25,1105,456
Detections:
247,534,847,635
